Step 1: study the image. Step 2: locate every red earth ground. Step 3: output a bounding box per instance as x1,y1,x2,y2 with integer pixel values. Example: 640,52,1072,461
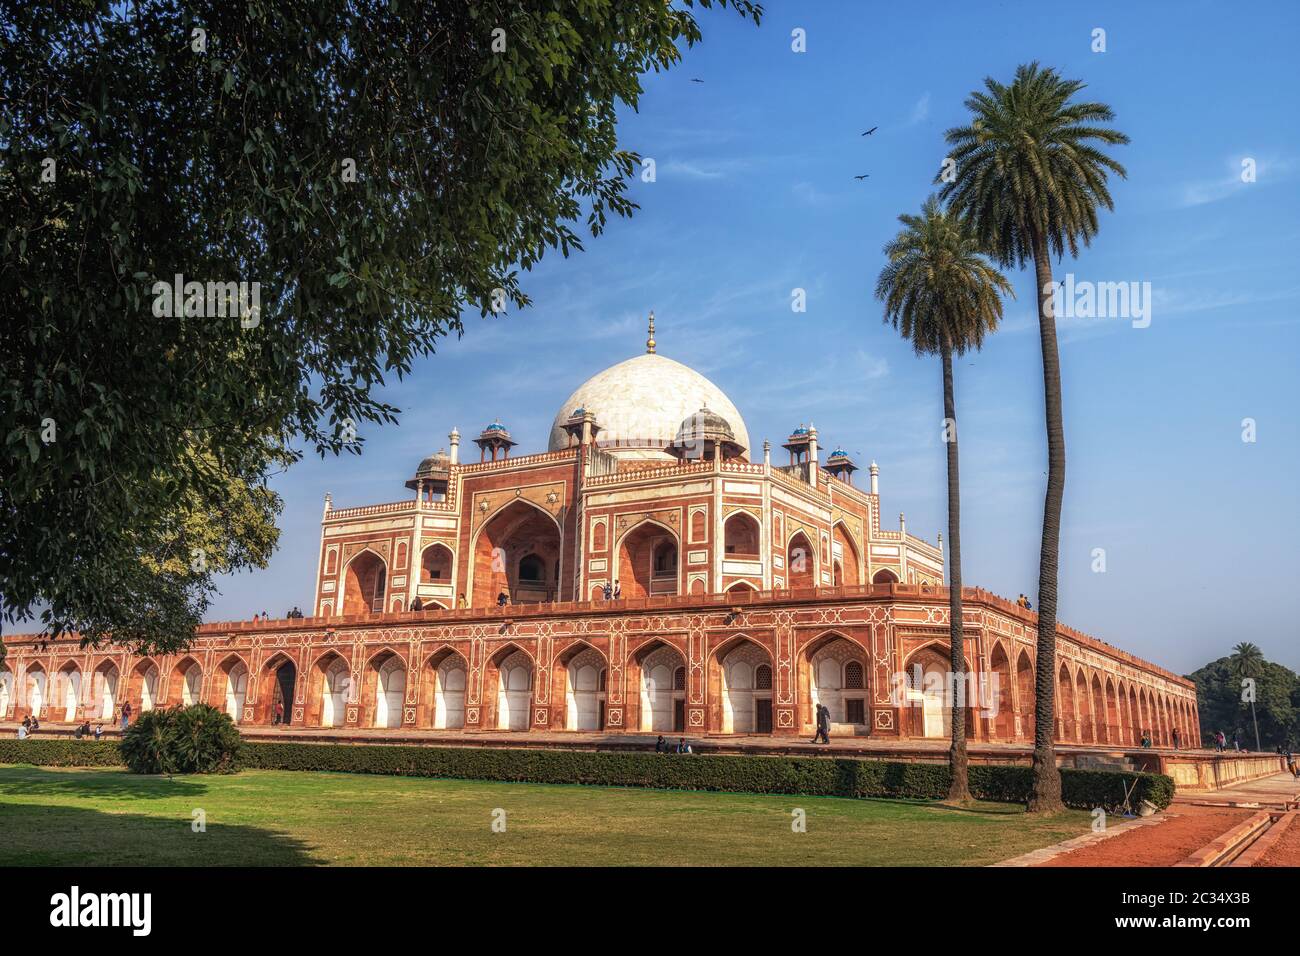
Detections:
1037,805,1253,867
1257,815,1300,867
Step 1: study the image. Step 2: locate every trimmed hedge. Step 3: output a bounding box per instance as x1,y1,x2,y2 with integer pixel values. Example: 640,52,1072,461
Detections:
0,738,1174,811
0,739,124,767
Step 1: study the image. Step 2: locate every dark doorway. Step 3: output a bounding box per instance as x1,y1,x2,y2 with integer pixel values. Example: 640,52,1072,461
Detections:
755,699,773,734
274,663,297,725
673,699,686,732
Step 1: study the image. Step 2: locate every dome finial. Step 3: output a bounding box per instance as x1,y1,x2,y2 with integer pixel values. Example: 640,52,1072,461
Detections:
646,310,656,354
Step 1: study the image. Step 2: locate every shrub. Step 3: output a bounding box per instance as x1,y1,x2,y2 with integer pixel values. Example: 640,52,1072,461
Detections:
236,743,1174,810
0,739,124,767
118,704,242,774
0,735,1173,809
119,708,174,774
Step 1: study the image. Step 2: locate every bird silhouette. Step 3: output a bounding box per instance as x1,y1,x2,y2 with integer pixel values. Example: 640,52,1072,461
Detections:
861,126,878,136
854,174,870,180
690,78,704,84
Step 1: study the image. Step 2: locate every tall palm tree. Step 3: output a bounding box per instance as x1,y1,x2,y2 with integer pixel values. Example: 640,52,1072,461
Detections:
939,63,1128,812
1230,642,1265,750
877,196,1012,802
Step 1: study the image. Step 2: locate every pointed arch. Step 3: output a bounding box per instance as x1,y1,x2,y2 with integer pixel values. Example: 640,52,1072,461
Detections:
470,498,563,608
616,517,681,600
554,640,608,731
785,530,815,590
629,638,688,733
708,635,774,734
800,630,870,732
722,510,761,558
341,547,389,615
831,521,861,587
1015,649,1035,740
419,645,469,729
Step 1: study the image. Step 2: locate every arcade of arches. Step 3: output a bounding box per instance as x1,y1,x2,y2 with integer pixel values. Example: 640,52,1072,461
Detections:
0,595,1200,749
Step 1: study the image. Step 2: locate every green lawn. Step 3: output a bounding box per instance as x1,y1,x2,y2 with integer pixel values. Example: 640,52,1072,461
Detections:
0,764,1090,866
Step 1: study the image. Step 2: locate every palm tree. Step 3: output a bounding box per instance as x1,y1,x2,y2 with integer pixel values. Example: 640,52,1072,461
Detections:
877,196,1012,802
1230,642,1265,751
939,62,1128,812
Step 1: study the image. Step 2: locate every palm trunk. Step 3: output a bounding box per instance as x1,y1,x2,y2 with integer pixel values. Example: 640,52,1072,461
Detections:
942,345,970,802
1028,229,1065,813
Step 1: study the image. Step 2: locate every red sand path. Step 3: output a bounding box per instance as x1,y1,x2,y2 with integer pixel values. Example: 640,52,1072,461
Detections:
1037,805,1253,867
1257,815,1300,867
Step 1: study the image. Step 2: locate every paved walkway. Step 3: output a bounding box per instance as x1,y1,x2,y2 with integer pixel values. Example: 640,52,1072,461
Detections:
1173,770,1299,808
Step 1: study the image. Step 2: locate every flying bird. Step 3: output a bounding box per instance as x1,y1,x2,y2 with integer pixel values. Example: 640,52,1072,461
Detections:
690,78,704,84
854,174,870,180
861,126,878,136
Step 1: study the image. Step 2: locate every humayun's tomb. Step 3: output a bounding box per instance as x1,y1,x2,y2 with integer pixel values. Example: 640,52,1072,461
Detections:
1,317,1202,750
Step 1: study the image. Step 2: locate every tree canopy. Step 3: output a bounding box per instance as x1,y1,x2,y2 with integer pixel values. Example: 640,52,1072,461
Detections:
0,0,761,653
1189,652,1300,750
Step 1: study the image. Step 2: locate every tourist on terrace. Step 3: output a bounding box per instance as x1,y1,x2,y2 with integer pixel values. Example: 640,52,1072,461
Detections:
458,593,468,609
602,582,613,601
1140,730,1151,748
93,723,103,740
496,590,509,607
1171,727,1180,750
411,596,424,611
1214,730,1225,752
655,735,666,753
613,581,622,599
676,737,692,754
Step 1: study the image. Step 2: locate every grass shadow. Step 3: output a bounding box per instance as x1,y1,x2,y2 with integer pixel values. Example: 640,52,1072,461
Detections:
0,766,207,801
0,801,320,866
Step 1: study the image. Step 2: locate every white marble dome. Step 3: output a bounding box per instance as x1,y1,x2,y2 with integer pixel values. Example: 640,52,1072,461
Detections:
548,353,750,460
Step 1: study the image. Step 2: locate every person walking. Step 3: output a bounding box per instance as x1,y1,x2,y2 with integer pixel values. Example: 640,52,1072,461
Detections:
93,723,103,740
119,700,132,730
812,703,830,744
273,700,285,726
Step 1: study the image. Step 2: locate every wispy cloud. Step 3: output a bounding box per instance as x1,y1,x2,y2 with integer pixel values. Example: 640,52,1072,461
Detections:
662,158,748,180
907,92,931,126
1178,154,1295,207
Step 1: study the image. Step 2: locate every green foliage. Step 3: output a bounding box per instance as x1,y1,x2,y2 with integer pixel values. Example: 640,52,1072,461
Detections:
118,708,175,774
0,739,124,767
0,737,1177,809
938,61,1130,267
876,195,1012,357
1189,655,1299,750
0,0,760,652
118,704,242,774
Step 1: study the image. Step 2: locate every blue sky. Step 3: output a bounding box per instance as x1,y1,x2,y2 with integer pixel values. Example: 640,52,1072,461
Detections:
212,0,1300,675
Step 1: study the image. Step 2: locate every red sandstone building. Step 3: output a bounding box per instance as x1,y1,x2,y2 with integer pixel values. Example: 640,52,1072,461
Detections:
0,320,1200,746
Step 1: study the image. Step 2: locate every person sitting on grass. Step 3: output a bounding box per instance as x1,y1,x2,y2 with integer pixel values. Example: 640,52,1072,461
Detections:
16,723,28,739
